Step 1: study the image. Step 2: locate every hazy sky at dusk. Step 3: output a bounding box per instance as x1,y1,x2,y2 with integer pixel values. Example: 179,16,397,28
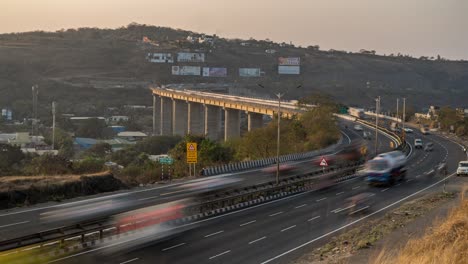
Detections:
1,0,467,59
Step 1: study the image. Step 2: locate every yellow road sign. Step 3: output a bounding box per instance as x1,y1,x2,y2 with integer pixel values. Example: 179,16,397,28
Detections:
186,142,197,163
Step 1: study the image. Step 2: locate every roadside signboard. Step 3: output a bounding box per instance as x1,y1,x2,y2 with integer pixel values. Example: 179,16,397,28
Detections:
159,157,174,165
319,157,328,167
186,142,197,164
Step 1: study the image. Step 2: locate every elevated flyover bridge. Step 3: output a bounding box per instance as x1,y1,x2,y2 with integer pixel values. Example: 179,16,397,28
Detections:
151,87,312,141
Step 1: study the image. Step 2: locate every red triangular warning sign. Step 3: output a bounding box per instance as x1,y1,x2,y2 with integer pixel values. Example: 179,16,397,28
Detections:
319,157,328,167
188,144,195,151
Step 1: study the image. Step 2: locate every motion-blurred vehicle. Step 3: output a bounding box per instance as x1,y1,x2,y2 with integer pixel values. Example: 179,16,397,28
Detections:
354,124,363,131
363,131,372,140
420,127,429,135
262,162,296,174
424,142,434,152
414,138,423,149
403,128,413,133
40,193,132,224
364,150,407,185
456,161,468,176
344,192,375,215
313,142,365,168
98,198,199,256
173,176,243,196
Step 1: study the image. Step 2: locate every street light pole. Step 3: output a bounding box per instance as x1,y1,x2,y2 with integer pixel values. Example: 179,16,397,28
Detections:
402,98,406,130
275,93,283,185
375,96,380,155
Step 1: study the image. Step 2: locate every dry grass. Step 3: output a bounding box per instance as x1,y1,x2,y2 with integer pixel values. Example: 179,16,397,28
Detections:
293,192,457,264
373,188,468,264
0,171,109,192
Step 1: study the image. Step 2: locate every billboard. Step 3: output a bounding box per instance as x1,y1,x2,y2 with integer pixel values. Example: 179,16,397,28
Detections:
278,57,300,66
147,53,173,63
172,66,201,76
177,52,205,62
278,66,300,75
202,67,227,77
239,68,261,77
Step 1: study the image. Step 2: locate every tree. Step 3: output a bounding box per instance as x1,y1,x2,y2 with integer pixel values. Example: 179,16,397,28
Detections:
84,142,112,158
76,118,106,138
0,144,25,175
43,128,74,158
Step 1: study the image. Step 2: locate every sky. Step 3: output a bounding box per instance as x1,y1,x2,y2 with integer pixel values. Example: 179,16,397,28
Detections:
1,0,467,60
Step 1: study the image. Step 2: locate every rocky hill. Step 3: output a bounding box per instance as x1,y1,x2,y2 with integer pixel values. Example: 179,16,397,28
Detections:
1,23,467,119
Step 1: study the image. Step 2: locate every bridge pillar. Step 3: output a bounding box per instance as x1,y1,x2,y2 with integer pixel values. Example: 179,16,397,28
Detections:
247,112,263,131
224,108,241,141
160,97,172,135
204,105,221,140
188,102,204,135
172,99,188,136
152,95,161,135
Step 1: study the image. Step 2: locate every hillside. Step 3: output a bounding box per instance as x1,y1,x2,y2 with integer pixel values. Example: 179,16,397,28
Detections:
1,23,468,121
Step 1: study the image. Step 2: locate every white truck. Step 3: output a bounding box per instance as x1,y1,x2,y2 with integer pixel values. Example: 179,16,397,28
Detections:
364,151,407,185
348,107,365,119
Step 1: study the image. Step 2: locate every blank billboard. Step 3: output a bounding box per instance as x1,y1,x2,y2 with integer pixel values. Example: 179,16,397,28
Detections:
278,66,300,75
239,68,261,77
202,67,227,77
177,52,205,62
278,57,300,66
172,66,201,76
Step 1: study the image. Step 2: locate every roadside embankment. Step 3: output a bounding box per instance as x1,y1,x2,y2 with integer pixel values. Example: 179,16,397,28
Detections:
293,191,459,264
0,172,127,209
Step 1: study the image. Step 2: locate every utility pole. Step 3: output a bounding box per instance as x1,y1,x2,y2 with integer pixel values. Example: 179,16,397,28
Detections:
402,98,406,130
52,101,56,150
375,96,380,155
396,98,399,121
31,85,39,138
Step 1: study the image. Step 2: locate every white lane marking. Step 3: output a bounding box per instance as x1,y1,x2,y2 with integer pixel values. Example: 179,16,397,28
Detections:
381,188,389,192
138,195,159,201
407,179,414,182
269,211,283,217
340,130,352,144
120,258,139,264
308,216,321,222
249,236,267,244
316,198,327,202
0,221,30,228
162,243,186,252
209,250,231,260
352,186,360,190
331,204,355,213
336,192,345,196
295,204,307,209
260,172,458,264
160,189,187,196
349,206,370,215
204,230,224,238
240,220,256,227
281,225,296,232
395,183,401,187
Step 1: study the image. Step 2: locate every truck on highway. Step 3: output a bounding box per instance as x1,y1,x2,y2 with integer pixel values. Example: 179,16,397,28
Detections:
363,150,407,185
348,107,365,119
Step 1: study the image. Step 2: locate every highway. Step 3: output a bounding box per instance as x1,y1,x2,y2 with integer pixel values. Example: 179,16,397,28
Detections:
51,126,465,264
0,120,381,243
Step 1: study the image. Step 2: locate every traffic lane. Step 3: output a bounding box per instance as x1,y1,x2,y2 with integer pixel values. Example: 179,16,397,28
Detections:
56,136,440,264
56,146,437,264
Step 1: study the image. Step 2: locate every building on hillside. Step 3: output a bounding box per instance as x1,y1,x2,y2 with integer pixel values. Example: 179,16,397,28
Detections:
107,116,129,124
146,53,174,63
74,137,134,152
70,117,106,126
110,126,126,133
117,131,148,141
